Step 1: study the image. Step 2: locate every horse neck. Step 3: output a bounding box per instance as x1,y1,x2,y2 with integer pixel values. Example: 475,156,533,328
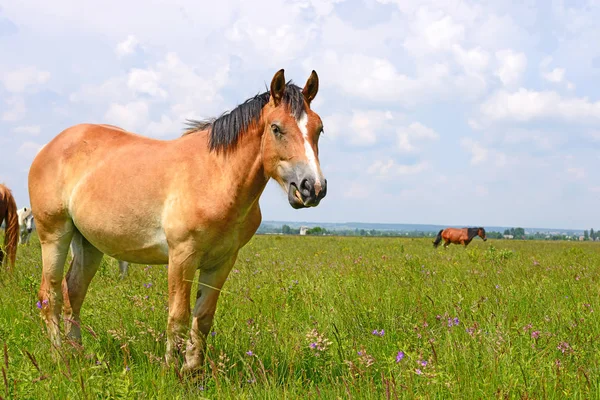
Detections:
204,123,268,209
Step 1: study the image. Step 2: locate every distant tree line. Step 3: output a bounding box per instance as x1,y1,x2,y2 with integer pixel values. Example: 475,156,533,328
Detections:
258,225,598,241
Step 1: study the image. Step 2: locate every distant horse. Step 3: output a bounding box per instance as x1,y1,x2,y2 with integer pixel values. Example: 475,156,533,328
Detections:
433,227,487,248
0,184,19,269
18,207,35,245
29,69,326,372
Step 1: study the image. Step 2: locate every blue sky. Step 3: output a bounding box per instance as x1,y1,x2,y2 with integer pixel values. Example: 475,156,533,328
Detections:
1,0,599,230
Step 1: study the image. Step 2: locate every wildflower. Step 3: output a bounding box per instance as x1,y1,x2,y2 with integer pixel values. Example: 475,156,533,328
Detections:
143,282,152,289
309,342,317,349
415,368,423,375
372,329,384,337
246,350,254,356
531,331,540,339
211,331,216,337
396,351,405,362
36,301,42,309
557,342,572,354
495,284,500,289
419,360,427,367
36,299,49,309
453,317,459,326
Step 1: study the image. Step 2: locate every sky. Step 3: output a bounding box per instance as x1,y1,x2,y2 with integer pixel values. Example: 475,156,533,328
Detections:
1,0,599,230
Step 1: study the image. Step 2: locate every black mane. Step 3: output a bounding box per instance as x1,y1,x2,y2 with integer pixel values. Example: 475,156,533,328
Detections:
184,82,306,152
466,227,484,240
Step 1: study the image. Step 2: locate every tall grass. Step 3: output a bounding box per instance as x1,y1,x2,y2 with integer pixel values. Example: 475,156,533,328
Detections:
0,234,598,398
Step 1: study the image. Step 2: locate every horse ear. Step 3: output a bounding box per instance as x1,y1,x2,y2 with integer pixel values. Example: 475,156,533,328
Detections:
302,70,319,105
270,69,286,106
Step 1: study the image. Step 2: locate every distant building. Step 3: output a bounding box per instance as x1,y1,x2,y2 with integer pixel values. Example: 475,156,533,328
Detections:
579,236,585,241
503,234,514,239
300,226,309,236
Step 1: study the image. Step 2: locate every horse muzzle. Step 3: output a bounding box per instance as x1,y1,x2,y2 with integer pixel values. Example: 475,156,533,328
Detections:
288,176,327,209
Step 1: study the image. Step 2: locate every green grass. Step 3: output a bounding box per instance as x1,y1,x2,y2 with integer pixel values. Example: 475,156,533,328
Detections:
0,234,599,398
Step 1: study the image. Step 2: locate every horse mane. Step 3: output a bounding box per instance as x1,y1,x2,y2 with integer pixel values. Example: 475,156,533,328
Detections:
466,227,481,241
0,184,18,269
183,81,306,153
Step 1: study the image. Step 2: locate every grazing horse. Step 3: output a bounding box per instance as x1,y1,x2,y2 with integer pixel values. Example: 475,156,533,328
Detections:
0,184,19,270
18,207,35,245
29,69,327,372
433,227,487,248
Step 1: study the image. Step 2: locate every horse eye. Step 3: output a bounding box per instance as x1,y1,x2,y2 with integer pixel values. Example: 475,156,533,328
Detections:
271,124,282,135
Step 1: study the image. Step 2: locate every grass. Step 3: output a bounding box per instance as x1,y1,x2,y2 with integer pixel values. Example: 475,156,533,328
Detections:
0,234,599,398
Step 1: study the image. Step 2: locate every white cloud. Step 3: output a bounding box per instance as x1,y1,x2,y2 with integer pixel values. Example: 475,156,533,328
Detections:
367,159,429,179
396,122,439,153
17,141,43,160
104,101,149,131
480,89,600,122
13,125,40,136
403,8,465,56
452,45,490,73
461,138,488,165
475,185,488,197
542,67,565,83
116,35,139,57
2,97,26,121
145,115,178,138
495,49,527,86
325,110,396,146
127,68,167,98
0,66,50,93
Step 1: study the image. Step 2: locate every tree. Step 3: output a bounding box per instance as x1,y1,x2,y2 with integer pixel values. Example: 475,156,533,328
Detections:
282,225,292,234
503,229,510,236
591,228,595,240
514,227,525,239
584,230,589,241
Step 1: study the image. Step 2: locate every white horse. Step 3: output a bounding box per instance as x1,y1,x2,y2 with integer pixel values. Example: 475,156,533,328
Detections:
17,207,35,245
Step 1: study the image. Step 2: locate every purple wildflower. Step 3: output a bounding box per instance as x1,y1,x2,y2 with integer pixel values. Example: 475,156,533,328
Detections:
415,368,423,375
372,329,379,335
246,350,254,356
453,317,459,326
211,331,216,337
357,350,364,356
372,329,385,337
531,331,540,339
143,282,152,289
419,360,427,367
309,342,317,349
396,351,405,362
36,301,42,309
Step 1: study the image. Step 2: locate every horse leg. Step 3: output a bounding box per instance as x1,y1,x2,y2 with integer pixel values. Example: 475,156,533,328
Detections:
118,260,129,279
183,256,236,372
62,230,104,344
443,240,450,249
37,220,74,348
165,247,200,367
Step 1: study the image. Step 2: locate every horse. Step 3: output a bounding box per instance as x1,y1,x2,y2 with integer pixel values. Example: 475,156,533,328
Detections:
433,227,487,248
29,69,327,372
0,184,19,270
18,207,35,245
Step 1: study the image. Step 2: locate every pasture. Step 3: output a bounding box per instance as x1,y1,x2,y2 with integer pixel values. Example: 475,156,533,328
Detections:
0,234,599,399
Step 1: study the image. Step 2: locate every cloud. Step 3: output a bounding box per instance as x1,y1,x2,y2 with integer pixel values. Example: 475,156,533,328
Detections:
542,67,565,83
17,141,43,160
0,66,50,93
461,138,488,165
367,159,429,179
396,122,439,153
2,97,26,121
403,8,465,57
127,68,167,98
480,89,600,123
324,110,396,146
104,101,149,131
145,115,178,138
13,125,40,136
494,49,527,86
116,35,139,57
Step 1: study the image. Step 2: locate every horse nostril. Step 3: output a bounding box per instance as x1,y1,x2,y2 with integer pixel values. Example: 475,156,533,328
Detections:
300,178,312,195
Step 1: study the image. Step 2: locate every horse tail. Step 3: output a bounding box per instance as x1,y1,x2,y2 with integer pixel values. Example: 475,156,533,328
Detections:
433,229,443,248
2,189,18,269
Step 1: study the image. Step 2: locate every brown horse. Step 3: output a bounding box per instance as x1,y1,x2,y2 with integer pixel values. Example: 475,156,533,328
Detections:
433,227,487,248
0,184,19,270
29,69,326,372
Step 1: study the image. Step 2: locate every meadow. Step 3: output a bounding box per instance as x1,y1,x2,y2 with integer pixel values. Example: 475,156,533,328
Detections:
0,234,599,399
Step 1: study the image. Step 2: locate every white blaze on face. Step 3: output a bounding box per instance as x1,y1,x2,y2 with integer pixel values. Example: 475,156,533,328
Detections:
296,112,322,190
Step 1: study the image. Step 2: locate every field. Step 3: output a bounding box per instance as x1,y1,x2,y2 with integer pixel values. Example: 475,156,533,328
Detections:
0,234,599,399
